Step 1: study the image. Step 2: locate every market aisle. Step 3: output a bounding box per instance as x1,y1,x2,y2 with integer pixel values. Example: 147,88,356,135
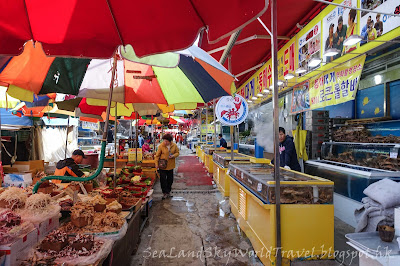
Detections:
130,146,263,266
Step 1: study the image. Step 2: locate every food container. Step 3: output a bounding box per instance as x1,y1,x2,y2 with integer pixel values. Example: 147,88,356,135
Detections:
379,225,395,242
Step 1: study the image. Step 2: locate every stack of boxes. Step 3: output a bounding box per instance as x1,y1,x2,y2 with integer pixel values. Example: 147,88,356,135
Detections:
305,111,329,159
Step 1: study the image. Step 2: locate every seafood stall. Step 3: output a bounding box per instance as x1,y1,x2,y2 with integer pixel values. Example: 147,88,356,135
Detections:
305,125,400,226
212,152,252,196
228,161,334,265
203,147,227,173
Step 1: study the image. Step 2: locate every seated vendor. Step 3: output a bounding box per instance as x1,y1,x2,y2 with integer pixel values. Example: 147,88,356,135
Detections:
54,149,86,177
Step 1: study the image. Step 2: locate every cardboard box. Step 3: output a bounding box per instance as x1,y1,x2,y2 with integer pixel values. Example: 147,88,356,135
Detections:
14,160,44,175
0,228,38,266
2,173,32,188
37,215,60,241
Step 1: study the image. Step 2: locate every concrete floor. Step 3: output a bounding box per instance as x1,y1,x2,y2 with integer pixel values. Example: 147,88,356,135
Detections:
131,146,359,266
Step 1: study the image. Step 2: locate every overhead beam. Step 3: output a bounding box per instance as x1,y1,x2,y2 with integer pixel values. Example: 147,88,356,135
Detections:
219,30,242,65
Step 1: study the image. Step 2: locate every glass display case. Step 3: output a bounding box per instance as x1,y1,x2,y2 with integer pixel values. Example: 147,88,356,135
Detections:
305,142,400,202
213,152,250,168
203,147,226,155
78,129,101,147
228,162,334,204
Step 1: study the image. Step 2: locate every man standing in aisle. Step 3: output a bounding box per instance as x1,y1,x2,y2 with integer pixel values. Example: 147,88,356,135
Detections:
278,127,301,171
138,134,144,148
218,134,228,149
54,149,85,177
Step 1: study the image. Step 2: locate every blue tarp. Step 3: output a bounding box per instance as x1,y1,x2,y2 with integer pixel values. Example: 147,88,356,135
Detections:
0,108,32,127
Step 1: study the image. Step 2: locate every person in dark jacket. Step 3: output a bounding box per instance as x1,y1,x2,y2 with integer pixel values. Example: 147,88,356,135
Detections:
107,125,114,143
55,149,86,177
218,134,228,148
278,127,301,171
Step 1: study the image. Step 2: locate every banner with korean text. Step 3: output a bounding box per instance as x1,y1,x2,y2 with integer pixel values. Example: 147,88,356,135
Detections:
309,55,366,109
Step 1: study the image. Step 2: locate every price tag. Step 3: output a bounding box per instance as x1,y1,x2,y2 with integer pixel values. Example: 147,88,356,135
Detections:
390,149,398,159
241,172,244,179
257,183,262,192
226,169,230,176
248,179,252,185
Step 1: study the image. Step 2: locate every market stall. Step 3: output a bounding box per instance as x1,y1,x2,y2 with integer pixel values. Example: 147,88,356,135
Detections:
228,161,334,265
212,151,252,196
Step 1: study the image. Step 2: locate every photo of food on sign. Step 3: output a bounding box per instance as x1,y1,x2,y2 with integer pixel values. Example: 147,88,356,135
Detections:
298,22,321,69
216,95,248,126
360,0,400,45
322,0,357,63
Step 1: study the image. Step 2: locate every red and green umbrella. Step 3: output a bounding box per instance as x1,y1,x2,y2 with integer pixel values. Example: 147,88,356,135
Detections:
0,41,235,110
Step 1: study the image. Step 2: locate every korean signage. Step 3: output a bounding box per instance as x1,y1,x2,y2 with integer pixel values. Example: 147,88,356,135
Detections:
309,55,366,109
128,148,142,162
359,0,400,45
237,38,297,100
298,22,321,69
216,95,248,126
322,0,357,63
200,124,215,133
291,81,310,114
81,121,99,131
237,0,400,108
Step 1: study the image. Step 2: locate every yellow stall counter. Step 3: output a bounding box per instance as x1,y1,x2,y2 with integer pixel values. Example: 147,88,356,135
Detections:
212,152,253,197
228,169,334,265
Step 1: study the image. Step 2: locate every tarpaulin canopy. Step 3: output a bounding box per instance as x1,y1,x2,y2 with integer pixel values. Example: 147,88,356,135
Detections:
200,0,327,87
0,108,32,127
0,0,268,58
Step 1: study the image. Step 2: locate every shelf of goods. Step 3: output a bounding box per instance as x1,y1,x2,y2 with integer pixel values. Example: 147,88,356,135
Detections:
228,162,334,265
212,152,252,196
305,142,400,202
202,147,228,173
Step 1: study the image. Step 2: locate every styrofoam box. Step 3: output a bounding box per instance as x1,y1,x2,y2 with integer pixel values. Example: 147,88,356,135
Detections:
0,228,38,266
37,215,60,241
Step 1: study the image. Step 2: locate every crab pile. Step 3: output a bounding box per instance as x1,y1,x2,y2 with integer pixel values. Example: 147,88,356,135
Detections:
326,152,400,171
333,125,400,143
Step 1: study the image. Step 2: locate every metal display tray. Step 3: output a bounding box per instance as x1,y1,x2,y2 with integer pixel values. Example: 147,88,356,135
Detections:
345,232,400,257
212,152,250,168
228,163,333,204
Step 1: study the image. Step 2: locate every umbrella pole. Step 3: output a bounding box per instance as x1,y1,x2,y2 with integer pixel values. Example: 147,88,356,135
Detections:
206,107,208,144
271,0,282,264
114,104,117,189
214,99,217,149
33,53,118,193
65,116,69,159
135,112,138,166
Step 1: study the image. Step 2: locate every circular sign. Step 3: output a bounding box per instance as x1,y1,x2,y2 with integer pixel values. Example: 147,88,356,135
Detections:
216,95,248,126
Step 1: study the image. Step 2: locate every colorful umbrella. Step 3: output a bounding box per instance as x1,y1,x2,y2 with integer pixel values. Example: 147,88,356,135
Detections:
0,1,267,58
0,41,235,109
0,86,20,109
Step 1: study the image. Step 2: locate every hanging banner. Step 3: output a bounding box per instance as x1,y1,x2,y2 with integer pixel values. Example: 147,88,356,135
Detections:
237,38,297,100
322,0,358,63
216,95,248,126
81,121,99,130
309,55,366,109
359,0,400,45
298,22,321,69
291,81,310,114
200,124,215,133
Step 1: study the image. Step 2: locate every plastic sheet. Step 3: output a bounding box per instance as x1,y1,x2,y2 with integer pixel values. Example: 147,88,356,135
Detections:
16,204,61,225
23,238,114,265
92,221,128,241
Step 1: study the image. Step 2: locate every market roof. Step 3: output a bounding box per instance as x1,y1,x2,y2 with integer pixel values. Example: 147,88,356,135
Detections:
199,0,327,88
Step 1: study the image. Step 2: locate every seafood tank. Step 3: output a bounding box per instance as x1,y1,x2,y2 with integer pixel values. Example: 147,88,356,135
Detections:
305,142,400,202
228,162,333,204
213,152,251,168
